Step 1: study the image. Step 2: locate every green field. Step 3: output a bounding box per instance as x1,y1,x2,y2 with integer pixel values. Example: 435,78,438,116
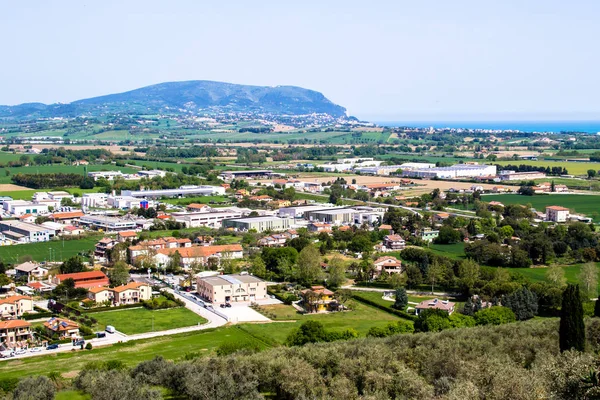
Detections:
244,300,403,344
0,326,263,380
495,160,600,176
482,193,600,221
89,307,207,334
0,164,138,184
0,236,101,263
55,391,90,400
162,195,230,206
428,243,467,259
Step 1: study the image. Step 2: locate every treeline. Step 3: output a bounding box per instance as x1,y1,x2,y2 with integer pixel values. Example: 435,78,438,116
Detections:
21,319,600,400
496,163,568,176
145,146,219,159
11,173,85,189
238,127,272,133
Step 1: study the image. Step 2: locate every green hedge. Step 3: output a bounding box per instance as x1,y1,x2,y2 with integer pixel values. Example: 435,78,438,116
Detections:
81,303,143,314
22,311,54,320
352,293,417,321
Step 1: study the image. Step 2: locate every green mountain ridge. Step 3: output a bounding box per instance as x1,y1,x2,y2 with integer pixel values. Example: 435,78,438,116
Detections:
0,80,347,119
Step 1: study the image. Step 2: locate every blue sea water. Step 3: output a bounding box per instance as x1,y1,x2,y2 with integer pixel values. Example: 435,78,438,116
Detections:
376,121,600,134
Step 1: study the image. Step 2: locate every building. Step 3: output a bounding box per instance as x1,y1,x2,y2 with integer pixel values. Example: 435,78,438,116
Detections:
497,170,547,181
94,237,118,260
87,282,152,306
383,235,406,250
278,204,337,219
0,295,34,319
433,213,450,224
399,162,437,170
88,170,123,181
3,200,49,216
121,185,225,199
257,231,298,247
403,164,497,179
219,170,276,180
0,220,52,243
414,298,455,315
546,206,570,222
79,215,137,231
14,262,48,280
186,203,212,213
53,270,110,288
172,210,244,228
308,222,333,233
43,317,79,339
117,231,137,242
81,193,108,208
373,256,403,276
222,216,292,233
138,169,167,178
0,320,32,349
303,206,385,225
50,210,85,224
154,244,243,268
47,191,74,202
418,229,440,242
300,285,337,312
197,274,267,304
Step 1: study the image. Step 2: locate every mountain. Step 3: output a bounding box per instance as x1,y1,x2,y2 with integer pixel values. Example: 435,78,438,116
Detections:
0,81,347,118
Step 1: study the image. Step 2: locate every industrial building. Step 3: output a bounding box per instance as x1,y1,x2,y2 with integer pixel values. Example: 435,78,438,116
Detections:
79,215,137,231
219,170,276,180
197,274,267,304
222,216,292,232
402,164,497,179
303,206,385,225
278,204,339,219
172,210,244,228
121,185,225,199
3,200,49,216
497,170,547,181
0,220,53,243
88,170,124,181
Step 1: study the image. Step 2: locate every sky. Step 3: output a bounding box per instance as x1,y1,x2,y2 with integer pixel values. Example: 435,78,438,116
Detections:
1,0,599,121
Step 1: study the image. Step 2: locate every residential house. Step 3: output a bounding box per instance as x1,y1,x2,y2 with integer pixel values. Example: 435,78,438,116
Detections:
128,237,192,259
94,237,118,260
414,298,455,315
43,317,80,340
117,231,137,242
18,214,36,224
300,286,336,312
488,201,504,208
249,195,273,203
186,203,211,213
378,224,394,234
234,189,249,199
0,320,32,349
0,295,34,319
546,206,570,223
383,234,405,250
197,274,267,304
373,256,403,276
26,281,53,294
270,199,291,209
308,222,332,233
418,229,440,242
154,244,244,269
14,262,48,280
433,212,450,224
88,282,152,306
63,225,85,236
52,271,109,288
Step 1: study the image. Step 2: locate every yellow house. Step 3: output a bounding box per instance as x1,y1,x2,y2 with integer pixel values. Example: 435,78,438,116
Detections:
301,286,335,312
87,282,152,306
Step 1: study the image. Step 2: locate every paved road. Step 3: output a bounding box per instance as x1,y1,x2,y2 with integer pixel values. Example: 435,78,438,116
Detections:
343,284,460,297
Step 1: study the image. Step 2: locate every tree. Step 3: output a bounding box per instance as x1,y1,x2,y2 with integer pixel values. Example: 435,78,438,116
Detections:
414,309,452,332
167,251,182,273
286,320,328,346
588,169,597,179
435,226,461,244
559,284,585,352
13,375,55,400
579,262,598,299
0,273,11,287
60,256,86,274
297,245,322,286
458,259,480,295
250,257,267,278
326,255,346,289
427,260,444,293
388,272,406,289
334,289,352,307
546,265,567,287
109,261,130,287
503,287,538,320
393,287,408,310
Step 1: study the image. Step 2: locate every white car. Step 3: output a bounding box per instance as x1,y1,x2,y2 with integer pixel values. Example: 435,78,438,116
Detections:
14,349,27,355
29,347,42,353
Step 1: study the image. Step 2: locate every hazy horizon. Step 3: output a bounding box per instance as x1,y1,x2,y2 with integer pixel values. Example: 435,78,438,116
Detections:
1,0,599,121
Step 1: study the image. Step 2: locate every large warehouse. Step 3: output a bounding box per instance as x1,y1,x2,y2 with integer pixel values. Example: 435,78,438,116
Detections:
197,274,267,304
121,185,225,199
222,216,292,232
402,164,496,179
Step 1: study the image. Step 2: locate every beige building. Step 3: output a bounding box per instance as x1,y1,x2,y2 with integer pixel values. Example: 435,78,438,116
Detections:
0,320,32,349
197,274,267,304
0,295,34,319
87,282,152,306
546,206,570,222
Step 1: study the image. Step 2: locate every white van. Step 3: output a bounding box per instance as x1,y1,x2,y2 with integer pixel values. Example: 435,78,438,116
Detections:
105,325,116,334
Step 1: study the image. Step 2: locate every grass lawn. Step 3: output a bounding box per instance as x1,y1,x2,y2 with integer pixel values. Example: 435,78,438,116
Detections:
494,159,600,176
88,307,207,335
244,300,404,344
0,235,101,263
482,193,600,221
0,326,264,380
55,391,90,400
489,262,600,294
162,195,231,206
428,243,467,259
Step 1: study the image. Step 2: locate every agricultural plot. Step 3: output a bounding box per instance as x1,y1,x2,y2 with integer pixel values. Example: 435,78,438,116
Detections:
495,160,600,176
482,193,600,221
89,307,207,335
0,236,100,263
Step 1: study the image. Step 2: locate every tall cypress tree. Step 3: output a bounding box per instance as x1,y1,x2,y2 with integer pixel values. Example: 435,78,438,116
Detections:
559,284,585,352
595,298,600,318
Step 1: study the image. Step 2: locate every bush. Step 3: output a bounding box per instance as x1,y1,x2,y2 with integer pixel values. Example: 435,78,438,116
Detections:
216,340,261,356
474,306,516,326
352,293,417,321
85,342,93,350
13,376,55,400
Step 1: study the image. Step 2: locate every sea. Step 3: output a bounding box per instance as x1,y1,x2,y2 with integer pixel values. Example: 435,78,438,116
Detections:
376,121,600,134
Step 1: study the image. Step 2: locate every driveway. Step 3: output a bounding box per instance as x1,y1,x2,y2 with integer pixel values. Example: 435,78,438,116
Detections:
217,304,270,323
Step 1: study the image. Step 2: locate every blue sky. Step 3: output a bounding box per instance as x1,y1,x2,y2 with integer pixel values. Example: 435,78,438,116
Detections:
1,0,599,121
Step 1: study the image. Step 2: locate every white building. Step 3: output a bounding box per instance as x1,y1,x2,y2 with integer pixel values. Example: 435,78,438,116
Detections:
88,171,124,181
81,193,108,208
107,195,145,209
0,220,52,243
197,274,267,304
79,215,138,231
546,206,570,222
402,164,497,179
3,200,49,216
172,210,244,228
137,169,167,178
399,162,437,170
121,185,225,199
278,204,338,219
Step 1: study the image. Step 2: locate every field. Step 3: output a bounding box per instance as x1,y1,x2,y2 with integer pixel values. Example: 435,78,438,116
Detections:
89,307,207,335
495,159,600,176
428,243,467,259
243,300,403,344
0,326,264,380
482,193,600,221
0,164,139,184
0,236,100,263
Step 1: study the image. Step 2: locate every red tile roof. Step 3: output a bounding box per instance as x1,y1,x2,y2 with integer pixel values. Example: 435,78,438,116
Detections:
0,320,31,329
51,211,85,220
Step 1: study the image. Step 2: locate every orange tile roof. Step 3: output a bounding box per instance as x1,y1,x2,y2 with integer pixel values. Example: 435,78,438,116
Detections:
118,231,137,237
19,213,33,219
56,270,108,281
88,286,111,294
187,203,210,209
379,224,393,230
0,320,31,329
44,317,78,332
156,244,243,258
547,206,569,211
0,295,32,305
111,282,150,293
51,211,85,219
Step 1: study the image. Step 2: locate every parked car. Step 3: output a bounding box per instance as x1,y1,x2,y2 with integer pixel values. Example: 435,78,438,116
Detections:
220,303,226,308
73,340,85,347
46,344,59,350
96,332,106,338
29,347,42,353
105,325,116,334
0,351,14,358
14,349,27,355
225,303,232,308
